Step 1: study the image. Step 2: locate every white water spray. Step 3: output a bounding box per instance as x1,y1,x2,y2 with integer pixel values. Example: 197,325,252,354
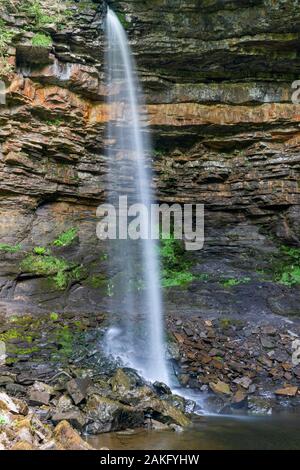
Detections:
105,8,169,384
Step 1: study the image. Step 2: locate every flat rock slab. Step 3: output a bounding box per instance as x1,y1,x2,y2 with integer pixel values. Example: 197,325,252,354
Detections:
275,386,298,397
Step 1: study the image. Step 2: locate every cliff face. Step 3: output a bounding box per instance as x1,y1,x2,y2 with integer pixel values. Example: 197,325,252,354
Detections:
0,0,299,316
110,0,300,244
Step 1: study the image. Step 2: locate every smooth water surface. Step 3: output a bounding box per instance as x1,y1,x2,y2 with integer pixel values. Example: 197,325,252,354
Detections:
88,414,300,450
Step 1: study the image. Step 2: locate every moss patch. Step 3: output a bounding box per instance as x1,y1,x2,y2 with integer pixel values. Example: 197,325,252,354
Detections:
87,274,107,289
221,277,251,288
21,0,73,30
0,18,14,77
31,32,52,47
0,313,98,365
20,253,84,290
116,11,131,28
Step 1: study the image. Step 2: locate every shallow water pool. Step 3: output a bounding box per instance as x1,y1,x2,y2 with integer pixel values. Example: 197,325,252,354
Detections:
87,413,300,450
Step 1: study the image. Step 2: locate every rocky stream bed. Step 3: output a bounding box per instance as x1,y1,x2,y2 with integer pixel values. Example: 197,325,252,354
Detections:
0,308,300,450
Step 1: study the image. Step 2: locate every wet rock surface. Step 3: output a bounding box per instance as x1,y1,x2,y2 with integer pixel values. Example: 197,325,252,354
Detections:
0,308,300,449
0,312,196,449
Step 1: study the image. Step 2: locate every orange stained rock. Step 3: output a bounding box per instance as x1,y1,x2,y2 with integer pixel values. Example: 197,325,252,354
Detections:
8,78,89,118
7,78,300,128
147,103,300,127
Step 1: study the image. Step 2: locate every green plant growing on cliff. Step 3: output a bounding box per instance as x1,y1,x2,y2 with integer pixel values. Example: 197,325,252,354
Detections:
20,253,82,290
31,32,52,47
21,254,69,276
0,328,20,342
50,312,59,321
52,270,68,289
33,246,48,255
25,0,52,26
88,274,107,289
274,245,300,287
153,148,165,158
222,277,251,288
116,12,131,28
53,228,78,247
0,243,21,253
22,0,73,30
45,118,63,127
0,20,14,52
162,270,195,288
159,233,196,287
0,18,14,77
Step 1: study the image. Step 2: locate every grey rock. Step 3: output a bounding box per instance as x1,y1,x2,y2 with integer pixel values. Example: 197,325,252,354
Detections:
51,410,86,432
67,378,92,405
84,395,144,434
0,375,15,386
260,336,275,349
153,382,172,396
233,376,252,389
248,397,273,416
5,383,27,396
28,390,50,406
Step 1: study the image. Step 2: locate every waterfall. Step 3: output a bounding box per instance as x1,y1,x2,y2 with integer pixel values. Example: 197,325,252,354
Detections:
104,8,169,385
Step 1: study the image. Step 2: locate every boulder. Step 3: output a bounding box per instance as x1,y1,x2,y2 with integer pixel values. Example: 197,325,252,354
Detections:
54,420,93,450
110,369,132,393
28,382,55,406
56,394,74,412
231,390,248,409
153,382,172,396
275,386,298,397
261,326,277,336
67,378,92,405
12,397,28,416
84,395,144,434
111,384,154,407
145,418,169,430
51,410,86,431
5,384,27,396
0,372,17,386
39,440,57,450
28,390,50,406
164,393,196,414
169,424,184,433
166,341,181,361
248,397,273,415
15,426,34,445
0,392,20,414
260,336,275,349
11,441,35,450
233,376,252,389
137,396,191,427
209,380,231,396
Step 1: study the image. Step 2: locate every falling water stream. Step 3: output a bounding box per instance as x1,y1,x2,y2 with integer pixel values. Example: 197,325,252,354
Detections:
105,8,169,384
